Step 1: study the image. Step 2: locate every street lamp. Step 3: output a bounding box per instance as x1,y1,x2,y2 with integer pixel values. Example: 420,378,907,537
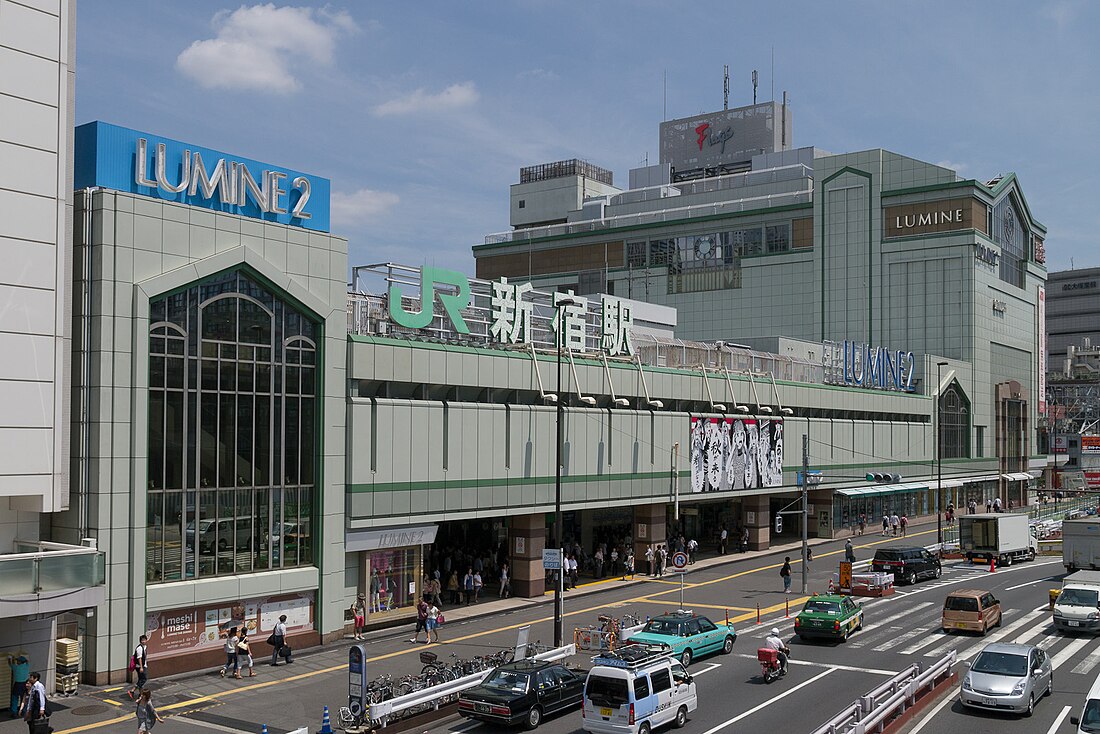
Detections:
936,361,949,546
553,296,579,648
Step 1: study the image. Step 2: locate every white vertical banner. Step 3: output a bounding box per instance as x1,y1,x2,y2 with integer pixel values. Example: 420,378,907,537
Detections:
1038,285,1047,414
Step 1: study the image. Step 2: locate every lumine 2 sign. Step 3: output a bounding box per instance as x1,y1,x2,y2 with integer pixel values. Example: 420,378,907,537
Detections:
74,121,331,232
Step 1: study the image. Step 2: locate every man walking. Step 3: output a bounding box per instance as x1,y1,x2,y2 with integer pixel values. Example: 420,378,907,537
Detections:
780,556,792,594
20,672,46,734
687,537,698,564
718,525,728,555
128,635,149,699
9,654,29,718
645,545,654,576
270,615,290,666
844,538,856,564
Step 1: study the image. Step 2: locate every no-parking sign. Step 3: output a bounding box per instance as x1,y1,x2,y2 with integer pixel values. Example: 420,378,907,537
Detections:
671,551,689,572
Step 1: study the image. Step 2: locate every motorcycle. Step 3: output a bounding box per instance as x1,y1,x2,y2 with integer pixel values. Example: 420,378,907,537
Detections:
757,646,790,683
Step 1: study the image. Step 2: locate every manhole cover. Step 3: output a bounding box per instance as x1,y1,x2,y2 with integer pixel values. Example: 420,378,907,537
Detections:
71,705,109,716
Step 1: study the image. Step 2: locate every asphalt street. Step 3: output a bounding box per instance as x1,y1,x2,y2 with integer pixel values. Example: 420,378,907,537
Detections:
9,524,1087,734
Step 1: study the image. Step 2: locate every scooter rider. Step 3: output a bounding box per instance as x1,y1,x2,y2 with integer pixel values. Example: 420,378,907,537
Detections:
764,628,789,674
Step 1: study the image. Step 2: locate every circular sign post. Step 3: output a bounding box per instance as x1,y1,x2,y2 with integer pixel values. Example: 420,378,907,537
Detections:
670,551,688,607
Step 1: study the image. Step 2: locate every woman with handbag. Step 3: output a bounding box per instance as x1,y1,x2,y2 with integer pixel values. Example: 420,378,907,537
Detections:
427,603,442,643
135,689,164,733
236,629,256,678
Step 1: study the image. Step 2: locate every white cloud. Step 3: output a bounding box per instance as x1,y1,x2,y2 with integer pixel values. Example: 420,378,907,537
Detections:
331,188,400,228
176,4,356,94
935,160,969,175
372,82,479,117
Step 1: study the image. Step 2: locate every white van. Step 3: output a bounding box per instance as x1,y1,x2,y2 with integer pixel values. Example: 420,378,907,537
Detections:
582,643,697,734
1071,670,1100,734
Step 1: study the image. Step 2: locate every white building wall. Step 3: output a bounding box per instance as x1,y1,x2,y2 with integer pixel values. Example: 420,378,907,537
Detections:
0,0,74,528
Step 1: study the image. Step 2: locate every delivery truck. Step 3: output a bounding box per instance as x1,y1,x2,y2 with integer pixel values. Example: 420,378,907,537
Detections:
1053,570,1100,633
959,513,1037,566
1063,518,1100,573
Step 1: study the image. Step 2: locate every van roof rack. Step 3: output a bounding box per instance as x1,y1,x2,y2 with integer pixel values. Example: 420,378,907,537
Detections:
592,643,674,669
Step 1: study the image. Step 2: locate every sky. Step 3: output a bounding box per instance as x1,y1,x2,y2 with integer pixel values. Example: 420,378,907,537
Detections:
75,1,1100,279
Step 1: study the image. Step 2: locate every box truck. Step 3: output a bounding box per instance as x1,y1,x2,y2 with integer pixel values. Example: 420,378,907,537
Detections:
959,513,1036,566
1063,519,1100,573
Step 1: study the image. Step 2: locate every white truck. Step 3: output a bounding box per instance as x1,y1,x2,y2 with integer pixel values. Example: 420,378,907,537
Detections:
959,513,1037,566
1063,518,1100,573
1053,571,1100,633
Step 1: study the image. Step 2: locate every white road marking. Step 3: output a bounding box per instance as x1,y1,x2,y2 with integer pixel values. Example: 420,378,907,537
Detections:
891,564,1050,598
175,718,252,734
847,602,934,648
1005,577,1060,591
872,625,932,653
1014,623,1056,645
1052,636,1093,670
732,653,897,676
699,668,834,734
691,662,722,677
956,608,1050,660
1036,632,1062,651
1071,645,1100,675
906,688,958,734
1047,706,1073,734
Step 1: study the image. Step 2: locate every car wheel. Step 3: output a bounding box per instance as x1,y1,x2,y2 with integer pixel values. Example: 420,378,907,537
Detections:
798,634,806,641
1048,672,1054,697
763,669,774,684
934,566,942,579
722,636,734,654
525,706,542,730
981,620,988,635
674,706,688,728
906,571,917,585
639,723,651,734
218,538,228,551
856,615,864,631
1004,555,1013,567
1024,694,1034,717
995,612,1003,628
681,648,693,667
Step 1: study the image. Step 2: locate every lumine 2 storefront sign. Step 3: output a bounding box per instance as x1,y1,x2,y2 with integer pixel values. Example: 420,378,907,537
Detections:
74,121,331,232
822,340,917,392
387,267,636,357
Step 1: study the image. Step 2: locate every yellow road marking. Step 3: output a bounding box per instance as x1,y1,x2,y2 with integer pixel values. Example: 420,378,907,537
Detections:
101,699,123,707
642,600,755,612
102,687,123,693
728,597,811,624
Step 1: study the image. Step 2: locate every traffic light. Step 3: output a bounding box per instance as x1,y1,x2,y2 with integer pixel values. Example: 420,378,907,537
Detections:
866,472,902,484
774,515,783,533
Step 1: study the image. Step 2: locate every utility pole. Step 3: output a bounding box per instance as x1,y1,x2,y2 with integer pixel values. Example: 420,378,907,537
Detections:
801,434,809,595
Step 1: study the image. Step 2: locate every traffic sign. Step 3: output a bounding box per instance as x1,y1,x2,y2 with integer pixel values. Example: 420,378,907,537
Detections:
542,548,562,570
670,551,689,572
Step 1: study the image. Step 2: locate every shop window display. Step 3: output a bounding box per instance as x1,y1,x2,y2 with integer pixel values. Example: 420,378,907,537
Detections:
367,547,421,618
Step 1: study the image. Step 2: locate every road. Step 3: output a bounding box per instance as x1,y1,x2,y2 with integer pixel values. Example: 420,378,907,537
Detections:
15,526,1088,734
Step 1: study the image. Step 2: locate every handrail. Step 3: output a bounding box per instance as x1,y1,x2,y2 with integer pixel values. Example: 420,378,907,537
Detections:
528,343,556,403
859,663,921,711
807,700,863,734
601,353,629,407
700,367,726,412
368,644,576,727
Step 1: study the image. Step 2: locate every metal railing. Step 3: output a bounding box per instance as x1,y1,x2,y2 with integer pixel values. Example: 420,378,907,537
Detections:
367,644,576,728
1,541,106,596
808,651,956,734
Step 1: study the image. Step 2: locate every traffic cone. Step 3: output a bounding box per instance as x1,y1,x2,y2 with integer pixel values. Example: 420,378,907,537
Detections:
989,556,996,573
320,706,333,734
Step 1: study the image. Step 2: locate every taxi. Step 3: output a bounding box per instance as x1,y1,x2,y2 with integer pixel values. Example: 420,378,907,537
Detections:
793,594,864,642
624,610,736,666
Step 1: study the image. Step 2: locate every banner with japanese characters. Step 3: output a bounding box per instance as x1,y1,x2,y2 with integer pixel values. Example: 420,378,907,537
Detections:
689,416,784,492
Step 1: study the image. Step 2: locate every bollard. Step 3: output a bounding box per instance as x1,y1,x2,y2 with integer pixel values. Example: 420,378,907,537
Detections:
725,609,730,628
990,556,996,573
261,726,268,734
320,706,333,734
785,598,789,618
757,603,761,624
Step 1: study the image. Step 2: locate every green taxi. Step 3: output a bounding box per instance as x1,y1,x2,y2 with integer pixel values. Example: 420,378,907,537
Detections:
625,610,736,666
793,595,864,642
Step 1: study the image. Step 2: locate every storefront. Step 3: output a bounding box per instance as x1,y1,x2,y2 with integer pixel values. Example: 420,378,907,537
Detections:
346,525,439,622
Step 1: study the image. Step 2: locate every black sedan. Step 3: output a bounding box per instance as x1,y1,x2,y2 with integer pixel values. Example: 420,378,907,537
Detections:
458,660,584,729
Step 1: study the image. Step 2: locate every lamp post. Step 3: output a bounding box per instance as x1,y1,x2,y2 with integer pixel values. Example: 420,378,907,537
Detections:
553,296,578,649
936,361,949,546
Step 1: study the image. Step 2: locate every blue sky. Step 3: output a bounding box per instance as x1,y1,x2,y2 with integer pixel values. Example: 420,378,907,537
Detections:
76,1,1100,277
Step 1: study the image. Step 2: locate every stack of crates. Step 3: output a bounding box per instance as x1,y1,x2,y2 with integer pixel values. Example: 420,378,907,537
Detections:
55,638,80,695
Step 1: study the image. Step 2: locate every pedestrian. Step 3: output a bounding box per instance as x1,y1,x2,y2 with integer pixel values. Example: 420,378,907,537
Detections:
656,545,666,577
687,537,698,564
594,547,604,579
427,601,442,643
900,515,908,536
858,512,866,536
610,547,620,576
352,593,366,640
269,614,290,666
369,568,381,613
412,595,430,643
127,634,149,699
499,562,511,598
740,526,749,552
890,513,900,536
135,689,164,733
645,545,655,576
719,525,728,555
447,570,460,605
986,497,993,512
625,550,635,580
463,567,475,605
430,571,443,607
236,629,255,678
21,672,46,734
8,654,29,718
568,555,579,589
473,570,484,603
881,515,889,536
780,556,792,594
844,538,856,563
220,627,239,678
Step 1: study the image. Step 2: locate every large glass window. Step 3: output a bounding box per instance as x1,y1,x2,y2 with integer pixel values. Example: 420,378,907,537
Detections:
993,197,1026,288
939,383,971,460
146,269,319,583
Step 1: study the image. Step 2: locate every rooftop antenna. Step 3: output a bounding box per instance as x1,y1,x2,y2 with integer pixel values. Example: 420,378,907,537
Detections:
752,69,758,105
723,64,729,110
663,69,667,121
770,46,774,101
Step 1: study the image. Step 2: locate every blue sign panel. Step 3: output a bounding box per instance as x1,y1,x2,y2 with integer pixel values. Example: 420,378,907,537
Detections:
74,121,330,232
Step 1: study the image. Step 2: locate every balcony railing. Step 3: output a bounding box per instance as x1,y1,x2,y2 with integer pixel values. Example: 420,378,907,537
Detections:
0,540,106,596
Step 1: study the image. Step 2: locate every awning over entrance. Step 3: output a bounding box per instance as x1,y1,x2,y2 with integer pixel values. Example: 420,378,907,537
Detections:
962,474,1001,483
1002,472,1033,481
836,482,928,498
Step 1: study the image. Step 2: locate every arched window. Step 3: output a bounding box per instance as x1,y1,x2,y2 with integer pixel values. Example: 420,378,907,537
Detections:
145,269,318,583
938,382,971,460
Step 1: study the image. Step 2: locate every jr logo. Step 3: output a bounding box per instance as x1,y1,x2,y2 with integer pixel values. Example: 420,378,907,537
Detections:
388,266,472,334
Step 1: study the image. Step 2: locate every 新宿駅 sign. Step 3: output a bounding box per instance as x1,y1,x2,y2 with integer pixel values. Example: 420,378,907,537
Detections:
74,121,331,232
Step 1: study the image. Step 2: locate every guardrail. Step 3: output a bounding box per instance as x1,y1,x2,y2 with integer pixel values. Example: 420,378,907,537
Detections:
368,644,576,727
808,651,956,734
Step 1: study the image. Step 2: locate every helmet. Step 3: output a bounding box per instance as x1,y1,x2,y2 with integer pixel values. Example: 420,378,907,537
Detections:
770,628,780,636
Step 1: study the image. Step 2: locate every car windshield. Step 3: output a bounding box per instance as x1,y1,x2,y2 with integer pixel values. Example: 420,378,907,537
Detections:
185,520,213,532
803,601,841,614
944,596,980,612
1060,588,1099,607
1082,699,1100,732
874,550,906,561
642,619,681,635
586,675,629,706
482,670,530,693
971,651,1028,676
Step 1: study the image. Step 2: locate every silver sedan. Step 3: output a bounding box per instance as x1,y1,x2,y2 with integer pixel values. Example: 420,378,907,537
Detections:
960,642,1053,717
